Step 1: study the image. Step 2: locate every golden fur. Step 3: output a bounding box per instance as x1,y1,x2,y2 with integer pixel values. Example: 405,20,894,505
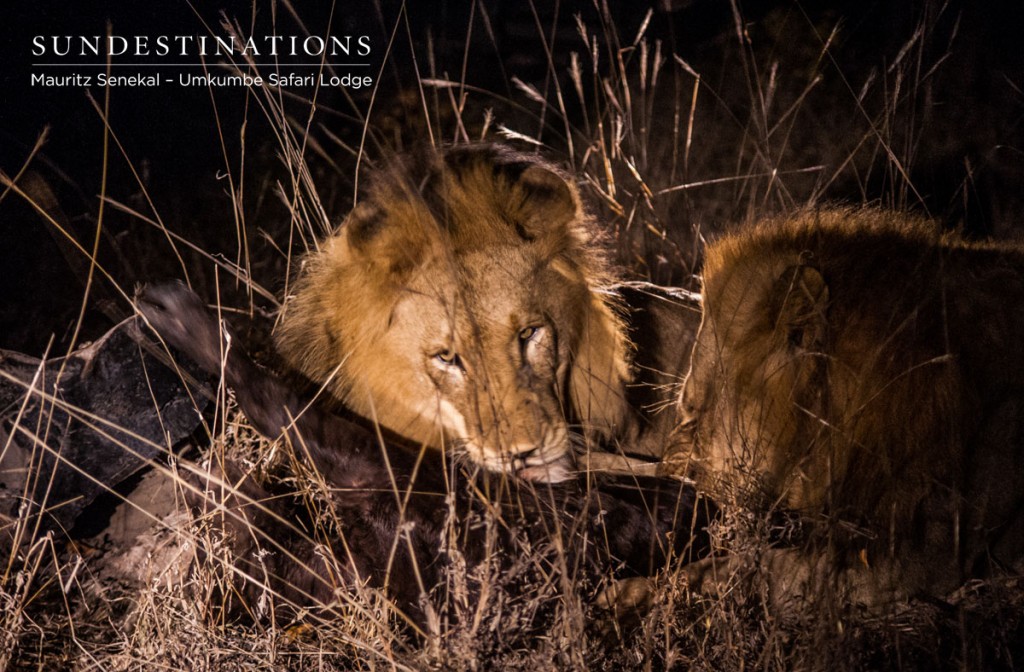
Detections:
275,145,639,482
679,207,1024,604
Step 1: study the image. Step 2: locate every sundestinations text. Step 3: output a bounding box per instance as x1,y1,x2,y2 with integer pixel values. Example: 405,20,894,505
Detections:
32,34,371,58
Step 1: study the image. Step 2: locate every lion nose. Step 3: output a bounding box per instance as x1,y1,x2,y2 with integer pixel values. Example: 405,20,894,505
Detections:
678,383,700,425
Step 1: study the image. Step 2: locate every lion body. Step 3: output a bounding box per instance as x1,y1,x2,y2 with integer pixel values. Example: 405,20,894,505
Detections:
276,145,698,481
680,208,1024,603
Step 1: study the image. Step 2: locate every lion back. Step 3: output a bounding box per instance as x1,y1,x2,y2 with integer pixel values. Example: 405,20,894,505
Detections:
688,207,1024,597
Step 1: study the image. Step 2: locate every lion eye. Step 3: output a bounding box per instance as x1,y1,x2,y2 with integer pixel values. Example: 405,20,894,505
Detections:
435,349,462,369
518,326,539,342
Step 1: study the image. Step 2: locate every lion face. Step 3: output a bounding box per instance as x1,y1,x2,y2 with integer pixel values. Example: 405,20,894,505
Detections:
381,245,590,481
680,250,829,506
276,145,631,482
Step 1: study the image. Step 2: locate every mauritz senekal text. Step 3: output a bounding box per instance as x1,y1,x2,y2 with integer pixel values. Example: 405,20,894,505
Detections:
31,73,160,87
30,72,375,90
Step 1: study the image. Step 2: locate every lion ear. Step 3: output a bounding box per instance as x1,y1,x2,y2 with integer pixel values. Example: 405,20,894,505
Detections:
343,200,429,279
774,264,829,350
511,164,582,240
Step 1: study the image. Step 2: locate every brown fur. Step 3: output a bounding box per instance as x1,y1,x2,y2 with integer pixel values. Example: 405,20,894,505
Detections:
275,144,664,481
679,207,1024,605
136,282,716,628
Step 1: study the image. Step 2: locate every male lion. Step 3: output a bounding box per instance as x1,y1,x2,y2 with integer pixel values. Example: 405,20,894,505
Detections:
136,282,716,628
277,144,698,482
679,207,1024,606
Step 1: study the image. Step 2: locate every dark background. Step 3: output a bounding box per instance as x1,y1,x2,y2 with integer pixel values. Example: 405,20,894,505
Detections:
2,0,1023,356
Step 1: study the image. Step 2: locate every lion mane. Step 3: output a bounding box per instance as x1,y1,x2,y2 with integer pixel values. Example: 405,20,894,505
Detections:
679,207,1024,604
276,144,695,482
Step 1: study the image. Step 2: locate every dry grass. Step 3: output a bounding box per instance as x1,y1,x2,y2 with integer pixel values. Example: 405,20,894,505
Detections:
2,1,1023,669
